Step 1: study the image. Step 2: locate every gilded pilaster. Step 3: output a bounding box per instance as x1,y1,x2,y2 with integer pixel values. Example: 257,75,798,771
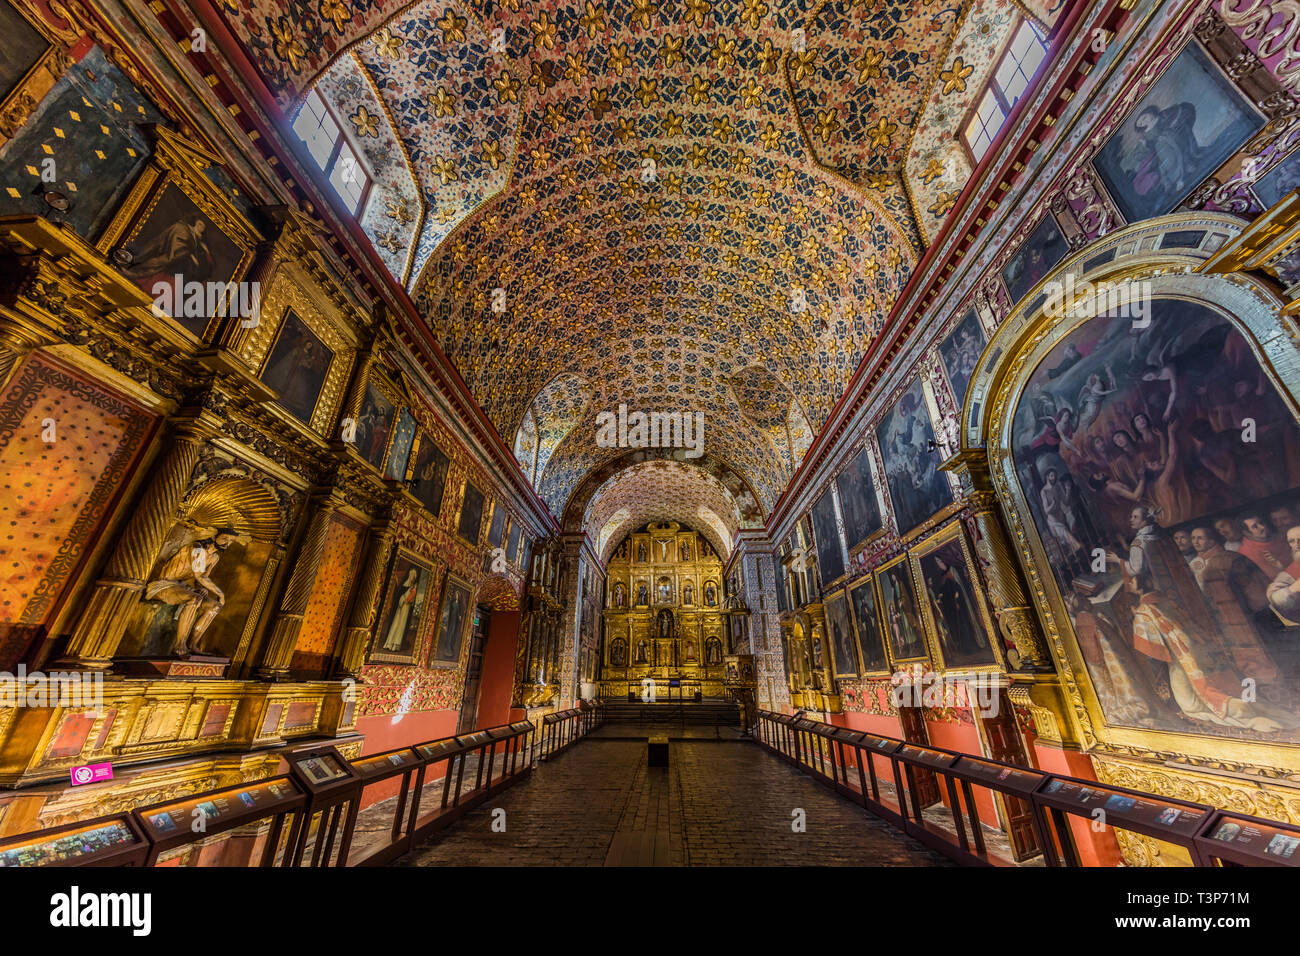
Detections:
255,489,343,679
331,516,397,678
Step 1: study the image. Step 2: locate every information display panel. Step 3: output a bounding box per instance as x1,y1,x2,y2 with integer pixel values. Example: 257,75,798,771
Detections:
135,776,305,853
1196,811,1300,866
952,755,1046,796
862,734,902,754
288,747,358,796
0,815,146,867
1035,778,1208,840
350,748,421,780
416,738,466,762
897,744,958,770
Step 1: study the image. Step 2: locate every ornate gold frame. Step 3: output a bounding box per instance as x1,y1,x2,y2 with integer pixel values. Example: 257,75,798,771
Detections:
847,572,892,677
908,519,1006,675
428,570,472,669
0,0,73,147
824,587,857,680
875,551,931,667
367,546,435,666
964,212,1300,773
95,127,262,341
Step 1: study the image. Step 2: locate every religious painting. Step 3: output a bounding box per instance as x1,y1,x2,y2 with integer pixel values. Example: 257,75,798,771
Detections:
938,310,987,409
825,590,858,679
810,489,845,585
848,575,890,673
260,310,332,424
506,519,522,564
1251,146,1300,210
355,383,396,470
1094,42,1263,224
383,408,416,480
1011,298,1300,741
609,637,628,668
368,550,432,665
408,432,449,515
486,501,506,549
775,553,789,613
877,555,928,663
876,380,953,536
457,482,485,544
121,182,247,336
835,446,883,551
431,574,471,665
0,0,50,104
1002,214,1070,305
913,527,999,669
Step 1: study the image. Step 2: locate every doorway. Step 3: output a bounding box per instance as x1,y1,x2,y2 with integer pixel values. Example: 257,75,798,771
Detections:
457,606,489,734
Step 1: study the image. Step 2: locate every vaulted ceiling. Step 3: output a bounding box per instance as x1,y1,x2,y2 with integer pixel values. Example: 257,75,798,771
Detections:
218,0,1058,550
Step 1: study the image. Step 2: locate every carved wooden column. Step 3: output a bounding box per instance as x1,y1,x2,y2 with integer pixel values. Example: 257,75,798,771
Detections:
255,488,343,679
331,516,397,679
59,418,215,669
0,319,49,391
944,450,1053,672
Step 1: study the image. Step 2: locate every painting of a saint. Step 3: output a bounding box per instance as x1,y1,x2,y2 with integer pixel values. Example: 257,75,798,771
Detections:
918,537,996,668
683,583,694,604
1012,298,1300,741
835,446,882,550
657,577,672,603
356,383,396,470
849,576,889,673
826,591,857,679
878,561,927,662
939,310,987,409
409,433,449,516
1002,214,1070,306
610,638,627,667
680,541,691,560
1094,42,1263,223
369,552,431,664
506,520,522,564
261,311,332,425
637,583,648,605
876,381,953,535
431,576,470,664
457,482,485,544
810,489,845,584
634,639,648,664
384,408,416,480
1252,147,1300,210
486,502,506,548
637,542,647,562
122,183,246,336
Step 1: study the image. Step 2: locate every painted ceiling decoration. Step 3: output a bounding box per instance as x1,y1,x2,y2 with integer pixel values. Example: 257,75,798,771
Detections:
727,364,811,475
583,460,746,562
217,0,1051,553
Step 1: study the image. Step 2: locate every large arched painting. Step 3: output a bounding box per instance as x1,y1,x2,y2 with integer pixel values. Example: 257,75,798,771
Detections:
1011,299,1300,742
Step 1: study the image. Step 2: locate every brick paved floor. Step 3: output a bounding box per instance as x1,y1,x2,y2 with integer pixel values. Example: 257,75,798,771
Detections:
397,740,953,867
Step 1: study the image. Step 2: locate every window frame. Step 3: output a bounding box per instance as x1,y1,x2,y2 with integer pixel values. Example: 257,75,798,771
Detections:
293,88,375,218
957,17,1051,167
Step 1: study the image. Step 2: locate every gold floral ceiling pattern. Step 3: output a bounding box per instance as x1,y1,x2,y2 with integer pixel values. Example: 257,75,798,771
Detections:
219,0,1015,532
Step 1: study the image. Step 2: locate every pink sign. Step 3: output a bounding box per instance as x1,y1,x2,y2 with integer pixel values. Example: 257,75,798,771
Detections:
69,762,113,786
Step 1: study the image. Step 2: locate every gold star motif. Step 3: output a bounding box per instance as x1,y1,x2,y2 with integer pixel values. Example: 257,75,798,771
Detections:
428,86,456,118
349,104,379,137
436,10,467,43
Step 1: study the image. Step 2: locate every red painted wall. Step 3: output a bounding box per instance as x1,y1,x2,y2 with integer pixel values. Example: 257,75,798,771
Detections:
475,610,520,730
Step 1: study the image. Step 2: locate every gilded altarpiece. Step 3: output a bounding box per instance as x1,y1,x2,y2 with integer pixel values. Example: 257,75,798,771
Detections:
601,522,728,698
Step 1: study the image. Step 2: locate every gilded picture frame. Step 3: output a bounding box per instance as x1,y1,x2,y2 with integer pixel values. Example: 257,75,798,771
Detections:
96,127,262,341
367,547,434,666
908,522,1004,674
875,552,931,666
0,0,73,148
